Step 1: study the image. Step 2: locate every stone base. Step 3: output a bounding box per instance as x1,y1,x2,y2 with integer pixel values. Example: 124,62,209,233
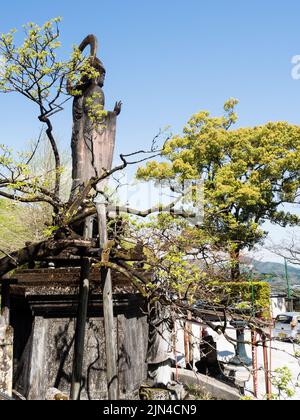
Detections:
45,388,69,400
222,364,251,389
139,382,186,400
172,369,241,400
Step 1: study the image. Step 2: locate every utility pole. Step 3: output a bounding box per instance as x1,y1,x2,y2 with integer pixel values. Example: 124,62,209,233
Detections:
284,258,293,312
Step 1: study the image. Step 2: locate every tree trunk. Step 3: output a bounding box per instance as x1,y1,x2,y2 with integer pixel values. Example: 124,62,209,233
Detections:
38,115,61,203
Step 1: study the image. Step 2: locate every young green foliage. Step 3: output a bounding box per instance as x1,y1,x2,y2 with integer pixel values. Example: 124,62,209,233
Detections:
271,367,297,400
0,198,50,257
0,17,100,114
210,281,271,318
137,100,300,279
0,17,106,217
124,213,217,302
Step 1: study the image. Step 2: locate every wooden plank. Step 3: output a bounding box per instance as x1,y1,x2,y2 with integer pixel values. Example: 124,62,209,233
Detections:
1,283,10,326
117,314,127,398
0,323,13,398
70,257,91,400
187,311,193,369
97,202,118,400
5,268,135,288
27,317,48,400
118,313,148,398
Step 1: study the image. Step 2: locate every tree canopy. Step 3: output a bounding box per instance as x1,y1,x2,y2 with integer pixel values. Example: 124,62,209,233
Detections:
137,100,300,279
0,17,102,206
0,18,275,350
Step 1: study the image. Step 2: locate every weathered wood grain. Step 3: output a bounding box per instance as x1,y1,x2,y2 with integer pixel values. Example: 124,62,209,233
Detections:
0,321,13,398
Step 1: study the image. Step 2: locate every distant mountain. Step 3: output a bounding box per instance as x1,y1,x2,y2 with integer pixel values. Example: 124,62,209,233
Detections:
253,260,300,283
242,260,300,294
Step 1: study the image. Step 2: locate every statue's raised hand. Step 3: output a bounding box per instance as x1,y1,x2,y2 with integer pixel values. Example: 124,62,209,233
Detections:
114,101,122,116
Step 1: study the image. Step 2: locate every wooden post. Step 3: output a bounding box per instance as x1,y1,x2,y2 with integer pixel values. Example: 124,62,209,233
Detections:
184,321,189,369
83,216,94,241
70,257,91,400
187,312,193,370
1,282,10,326
269,325,272,398
27,317,48,400
184,312,194,370
251,331,258,398
262,334,271,400
97,202,118,400
173,320,179,382
0,322,13,398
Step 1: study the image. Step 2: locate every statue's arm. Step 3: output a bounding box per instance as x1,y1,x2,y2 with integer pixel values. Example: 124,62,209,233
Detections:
113,101,122,116
106,101,122,119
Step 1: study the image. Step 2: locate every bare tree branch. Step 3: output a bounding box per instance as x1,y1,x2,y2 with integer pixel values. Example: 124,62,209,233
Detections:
0,190,58,208
38,115,61,202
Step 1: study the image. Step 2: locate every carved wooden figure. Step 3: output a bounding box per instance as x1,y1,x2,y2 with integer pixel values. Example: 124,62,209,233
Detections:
69,35,121,400
69,35,121,199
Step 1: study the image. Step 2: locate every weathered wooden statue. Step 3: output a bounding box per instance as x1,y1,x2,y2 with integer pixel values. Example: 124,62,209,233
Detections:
69,35,121,199
68,35,121,400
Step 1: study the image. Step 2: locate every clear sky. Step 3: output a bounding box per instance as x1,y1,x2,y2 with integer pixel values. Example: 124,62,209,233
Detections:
1,0,300,262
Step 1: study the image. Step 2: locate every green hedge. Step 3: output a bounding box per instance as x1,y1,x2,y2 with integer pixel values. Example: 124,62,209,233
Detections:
211,281,271,319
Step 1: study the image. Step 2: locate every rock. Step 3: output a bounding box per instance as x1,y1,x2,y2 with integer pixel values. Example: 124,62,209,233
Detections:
222,364,251,388
139,386,173,400
45,388,69,400
139,382,186,400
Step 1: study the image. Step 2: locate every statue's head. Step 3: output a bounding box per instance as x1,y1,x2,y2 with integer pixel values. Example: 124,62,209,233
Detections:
80,35,106,88
67,34,106,95
91,56,106,88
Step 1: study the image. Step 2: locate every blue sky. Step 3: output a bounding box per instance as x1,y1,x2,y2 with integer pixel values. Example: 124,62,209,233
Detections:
1,0,300,263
